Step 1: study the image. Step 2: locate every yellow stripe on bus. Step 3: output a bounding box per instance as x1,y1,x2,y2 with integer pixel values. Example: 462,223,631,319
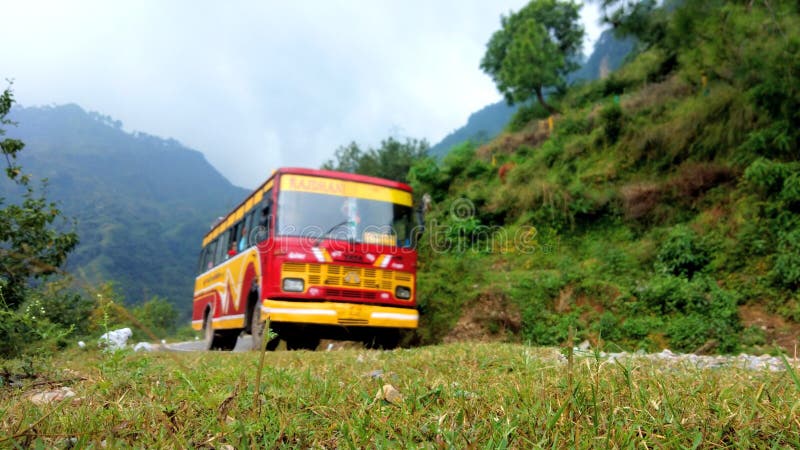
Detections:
280,174,412,206
261,299,418,329
204,180,274,246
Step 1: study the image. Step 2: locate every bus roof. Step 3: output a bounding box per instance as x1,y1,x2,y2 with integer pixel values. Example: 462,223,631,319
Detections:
202,167,413,242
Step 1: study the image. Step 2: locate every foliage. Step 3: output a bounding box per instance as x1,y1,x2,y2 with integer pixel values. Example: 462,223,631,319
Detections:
131,296,180,339
480,0,584,113
408,0,800,354
600,101,624,143
599,0,669,50
321,137,429,183
654,226,710,279
771,230,800,289
0,86,79,310
27,277,95,337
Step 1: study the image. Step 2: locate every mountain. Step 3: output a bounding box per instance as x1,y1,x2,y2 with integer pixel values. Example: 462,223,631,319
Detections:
427,102,518,159
3,104,249,311
428,29,635,159
569,30,635,83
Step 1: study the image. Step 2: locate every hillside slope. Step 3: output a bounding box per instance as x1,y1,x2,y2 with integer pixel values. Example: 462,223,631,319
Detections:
411,1,800,354
3,104,249,307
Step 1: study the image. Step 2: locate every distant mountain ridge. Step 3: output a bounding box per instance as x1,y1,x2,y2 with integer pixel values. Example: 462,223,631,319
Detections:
428,29,635,159
3,104,249,310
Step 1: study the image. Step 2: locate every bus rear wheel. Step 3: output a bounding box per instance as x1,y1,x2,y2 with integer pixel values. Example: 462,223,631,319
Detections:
204,312,238,351
250,301,279,351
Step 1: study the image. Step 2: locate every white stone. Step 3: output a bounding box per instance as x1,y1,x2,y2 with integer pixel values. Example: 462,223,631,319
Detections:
133,342,155,352
98,327,132,351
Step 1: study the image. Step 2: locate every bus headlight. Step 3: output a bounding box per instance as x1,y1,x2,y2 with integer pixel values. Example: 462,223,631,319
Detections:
282,278,304,292
395,286,411,299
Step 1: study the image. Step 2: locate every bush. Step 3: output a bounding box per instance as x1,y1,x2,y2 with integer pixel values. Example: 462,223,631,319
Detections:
601,102,624,144
770,230,800,288
0,303,74,359
132,296,180,340
620,315,664,341
744,158,798,196
637,274,740,353
655,226,710,278
508,102,550,132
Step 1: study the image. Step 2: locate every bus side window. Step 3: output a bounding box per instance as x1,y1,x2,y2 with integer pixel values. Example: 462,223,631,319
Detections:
197,247,206,274
230,222,242,253
203,240,217,270
214,231,230,265
253,193,272,243
243,211,255,248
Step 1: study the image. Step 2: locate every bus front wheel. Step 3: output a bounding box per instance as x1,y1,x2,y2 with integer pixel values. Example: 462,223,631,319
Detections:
250,301,279,351
204,312,238,351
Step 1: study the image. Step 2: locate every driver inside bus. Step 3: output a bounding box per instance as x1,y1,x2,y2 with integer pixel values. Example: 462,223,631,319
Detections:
339,197,360,240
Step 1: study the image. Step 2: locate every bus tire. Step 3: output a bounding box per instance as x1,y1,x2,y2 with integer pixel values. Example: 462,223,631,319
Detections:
250,301,279,351
204,311,238,351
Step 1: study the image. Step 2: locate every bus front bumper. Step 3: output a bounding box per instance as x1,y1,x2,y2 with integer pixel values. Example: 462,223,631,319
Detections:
261,299,418,329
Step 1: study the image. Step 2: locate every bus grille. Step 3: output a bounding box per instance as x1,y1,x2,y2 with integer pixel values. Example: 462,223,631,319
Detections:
326,289,377,300
282,262,413,300
338,318,369,326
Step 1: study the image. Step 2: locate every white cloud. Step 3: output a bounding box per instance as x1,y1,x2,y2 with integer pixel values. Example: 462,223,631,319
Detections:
1,0,604,189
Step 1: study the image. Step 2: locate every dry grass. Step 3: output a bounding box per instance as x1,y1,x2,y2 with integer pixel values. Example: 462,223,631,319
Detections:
477,119,552,159
668,161,737,200
619,182,663,220
620,75,694,114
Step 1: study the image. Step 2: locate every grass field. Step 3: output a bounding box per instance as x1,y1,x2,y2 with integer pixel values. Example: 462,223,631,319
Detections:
2,342,799,448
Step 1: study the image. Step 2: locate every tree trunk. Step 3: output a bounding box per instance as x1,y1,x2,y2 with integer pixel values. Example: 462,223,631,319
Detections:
536,86,558,115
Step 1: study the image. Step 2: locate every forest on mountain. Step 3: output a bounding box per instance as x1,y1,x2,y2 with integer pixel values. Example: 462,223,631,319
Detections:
0,102,248,355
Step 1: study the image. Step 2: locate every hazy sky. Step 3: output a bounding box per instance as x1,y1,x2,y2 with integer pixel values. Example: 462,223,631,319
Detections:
2,1,604,189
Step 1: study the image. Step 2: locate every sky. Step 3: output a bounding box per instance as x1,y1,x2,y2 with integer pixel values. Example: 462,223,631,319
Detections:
1,1,604,189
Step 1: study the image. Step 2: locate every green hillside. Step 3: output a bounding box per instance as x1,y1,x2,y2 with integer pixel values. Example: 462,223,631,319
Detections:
3,105,248,310
411,0,800,354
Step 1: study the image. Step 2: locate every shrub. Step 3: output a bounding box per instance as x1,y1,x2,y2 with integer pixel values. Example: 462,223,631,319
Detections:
620,316,664,341
655,225,710,278
744,158,797,196
508,102,550,132
0,303,74,358
770,230,800,288
442,142,477,180
600,102,624,144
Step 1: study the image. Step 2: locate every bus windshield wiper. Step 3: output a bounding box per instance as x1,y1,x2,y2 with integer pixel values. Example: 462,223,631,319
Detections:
313,220,352,247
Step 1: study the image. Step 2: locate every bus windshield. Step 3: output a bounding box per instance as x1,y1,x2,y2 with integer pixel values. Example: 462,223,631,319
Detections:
277,191,415,247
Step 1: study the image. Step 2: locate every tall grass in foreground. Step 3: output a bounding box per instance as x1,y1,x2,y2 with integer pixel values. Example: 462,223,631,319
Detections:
1,343,799,448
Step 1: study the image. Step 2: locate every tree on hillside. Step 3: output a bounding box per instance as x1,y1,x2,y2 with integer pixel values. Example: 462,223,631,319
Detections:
480,0,584,114
0,84,78,309
321,137,429,183
596,0,681,53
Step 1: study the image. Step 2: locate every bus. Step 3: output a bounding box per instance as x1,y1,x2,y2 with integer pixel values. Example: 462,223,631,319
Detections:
192,167,420,351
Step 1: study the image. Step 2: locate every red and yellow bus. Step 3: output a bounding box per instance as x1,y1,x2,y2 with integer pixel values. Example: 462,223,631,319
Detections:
192,168,420,351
